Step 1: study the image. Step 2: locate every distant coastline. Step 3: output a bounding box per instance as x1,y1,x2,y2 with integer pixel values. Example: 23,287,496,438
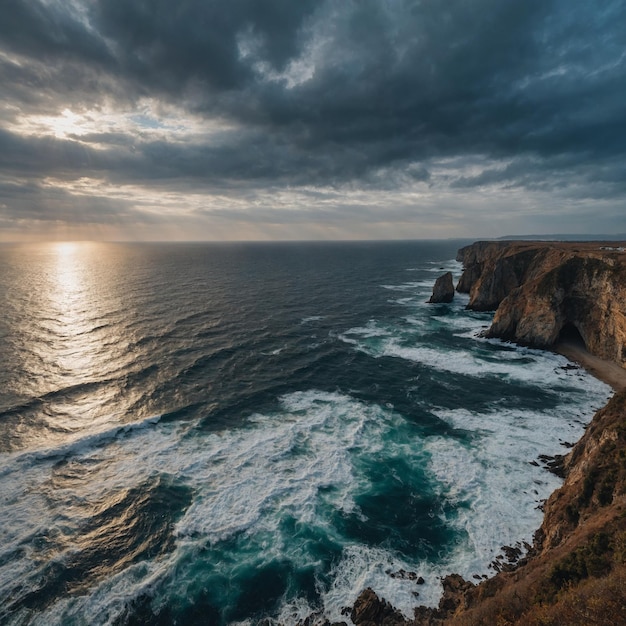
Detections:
498,233,626,241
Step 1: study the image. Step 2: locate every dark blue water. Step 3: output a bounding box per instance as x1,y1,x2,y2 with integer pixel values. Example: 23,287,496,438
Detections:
0,241,611,625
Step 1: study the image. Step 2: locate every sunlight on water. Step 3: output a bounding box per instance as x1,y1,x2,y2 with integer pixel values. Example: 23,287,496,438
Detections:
49,242,98,377
13,242,131,445
38,244,106,438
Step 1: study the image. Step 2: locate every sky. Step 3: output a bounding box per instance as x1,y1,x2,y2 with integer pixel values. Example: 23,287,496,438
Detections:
1,0,625,241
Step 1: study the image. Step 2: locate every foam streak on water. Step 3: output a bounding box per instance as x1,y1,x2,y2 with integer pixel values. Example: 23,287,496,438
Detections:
0,242,612,625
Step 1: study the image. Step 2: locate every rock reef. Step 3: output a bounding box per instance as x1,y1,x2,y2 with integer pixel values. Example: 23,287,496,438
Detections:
348,240,626,626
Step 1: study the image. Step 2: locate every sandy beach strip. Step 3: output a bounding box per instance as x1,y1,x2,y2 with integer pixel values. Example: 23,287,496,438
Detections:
554,340,626,392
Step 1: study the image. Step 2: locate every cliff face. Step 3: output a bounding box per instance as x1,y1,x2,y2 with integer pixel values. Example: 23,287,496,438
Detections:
539,390,626,553
456,241,626,367
455,241,542,307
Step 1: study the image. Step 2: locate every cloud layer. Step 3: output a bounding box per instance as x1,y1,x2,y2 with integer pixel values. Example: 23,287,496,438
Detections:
1,0,625,240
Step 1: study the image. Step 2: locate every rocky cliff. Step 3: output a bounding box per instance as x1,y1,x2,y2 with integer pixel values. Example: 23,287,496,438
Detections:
413,389,626,626
347,241,626,626
456,241,626,367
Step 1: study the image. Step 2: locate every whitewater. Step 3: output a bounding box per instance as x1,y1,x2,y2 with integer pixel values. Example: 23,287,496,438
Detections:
0,241,611,625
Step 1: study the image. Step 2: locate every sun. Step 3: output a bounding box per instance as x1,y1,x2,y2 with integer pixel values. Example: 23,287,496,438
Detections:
55,241,80,255
47,109,86,139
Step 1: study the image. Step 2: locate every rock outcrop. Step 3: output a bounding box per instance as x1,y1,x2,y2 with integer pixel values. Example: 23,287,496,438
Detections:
456,241,626,367
428,272,455,303
351,588,408,626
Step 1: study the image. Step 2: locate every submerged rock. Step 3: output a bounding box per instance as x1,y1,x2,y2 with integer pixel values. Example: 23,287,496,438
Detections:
428,272,455,303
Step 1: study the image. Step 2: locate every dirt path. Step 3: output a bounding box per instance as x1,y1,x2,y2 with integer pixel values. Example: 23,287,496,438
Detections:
554,340,626,392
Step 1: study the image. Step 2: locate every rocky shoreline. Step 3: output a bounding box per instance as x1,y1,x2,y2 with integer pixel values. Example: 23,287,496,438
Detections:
346,241,626,626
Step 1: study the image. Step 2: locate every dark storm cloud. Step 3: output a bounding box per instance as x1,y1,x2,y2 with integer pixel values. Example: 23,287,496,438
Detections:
0,0,111,64
2,0,626,233
0,124,355,188
94,0,320,90
0,177,132,224
0,129,97,177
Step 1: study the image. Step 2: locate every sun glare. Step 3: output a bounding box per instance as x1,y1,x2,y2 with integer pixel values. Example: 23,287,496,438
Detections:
48,109,86,139
55,241,81,256
48,241,101,378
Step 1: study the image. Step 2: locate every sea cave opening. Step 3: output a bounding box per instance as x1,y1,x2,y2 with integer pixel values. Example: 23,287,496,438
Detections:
557,322,586,349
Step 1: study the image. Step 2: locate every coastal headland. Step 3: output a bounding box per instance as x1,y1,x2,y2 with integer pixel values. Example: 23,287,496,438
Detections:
349,240,626,626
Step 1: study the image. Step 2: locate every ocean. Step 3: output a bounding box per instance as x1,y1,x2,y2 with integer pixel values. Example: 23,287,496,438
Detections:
0,240,612,625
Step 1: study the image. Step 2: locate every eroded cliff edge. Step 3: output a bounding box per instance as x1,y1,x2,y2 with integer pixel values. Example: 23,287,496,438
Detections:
457,240,626,367
348,241,626,626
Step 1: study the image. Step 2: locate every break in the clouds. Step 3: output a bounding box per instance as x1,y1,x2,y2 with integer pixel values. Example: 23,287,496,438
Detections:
1,0,625,240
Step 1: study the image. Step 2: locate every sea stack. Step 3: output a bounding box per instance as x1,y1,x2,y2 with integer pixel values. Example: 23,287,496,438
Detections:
429,271,455,303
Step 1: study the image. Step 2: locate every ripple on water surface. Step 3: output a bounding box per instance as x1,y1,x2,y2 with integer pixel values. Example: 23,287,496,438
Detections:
0,242,613,625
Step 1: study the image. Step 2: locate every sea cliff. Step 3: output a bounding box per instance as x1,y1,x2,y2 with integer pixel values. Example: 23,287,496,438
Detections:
349,241,626,626
457,241,626,367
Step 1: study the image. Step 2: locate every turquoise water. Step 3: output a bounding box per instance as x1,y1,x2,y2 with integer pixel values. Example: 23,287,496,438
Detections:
0,241,611,624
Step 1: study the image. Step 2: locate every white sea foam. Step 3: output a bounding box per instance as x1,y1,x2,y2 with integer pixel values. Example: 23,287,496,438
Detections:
174,393,366,542
0,387,479,622
319,544,446,619
402,315,427,328
426,409,567,576
28,556,176,626
2,371,611,625
340,320,392,343
262,348,284,355
406,259,461,271
430,314,490,333
301,316,325,324
421,379,610,583
340,316,613,394
1,260,614,625
2,391,431,623
382,280,435,293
